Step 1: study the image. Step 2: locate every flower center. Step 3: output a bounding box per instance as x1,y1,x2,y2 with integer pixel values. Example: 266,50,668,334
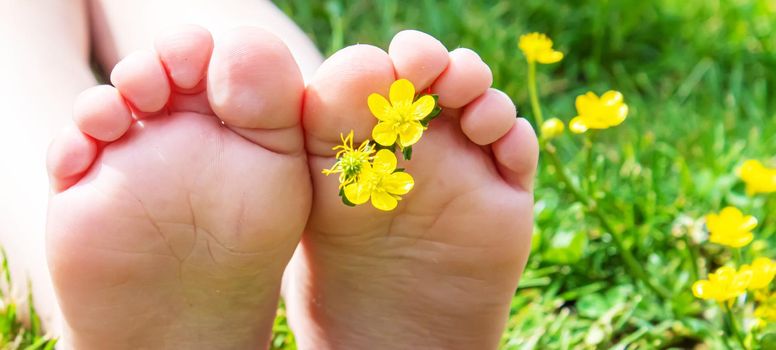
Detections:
360,169,387,193
341,151,368,178
391,102,414,123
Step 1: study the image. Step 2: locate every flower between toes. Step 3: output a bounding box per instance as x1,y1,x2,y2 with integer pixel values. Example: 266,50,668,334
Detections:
368,79,436,148
343,149,414,211
322,130,375,189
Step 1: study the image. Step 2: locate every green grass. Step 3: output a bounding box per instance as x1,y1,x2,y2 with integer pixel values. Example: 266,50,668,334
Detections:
7,0,776,348
271,0,776,348
0,249,57,350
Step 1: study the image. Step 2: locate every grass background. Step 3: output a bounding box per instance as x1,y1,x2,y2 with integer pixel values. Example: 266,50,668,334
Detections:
2,0,775,349
270,0,776,348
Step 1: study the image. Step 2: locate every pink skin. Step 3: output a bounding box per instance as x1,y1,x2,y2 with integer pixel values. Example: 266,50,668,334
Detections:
286,30,538,349
46,26,311,349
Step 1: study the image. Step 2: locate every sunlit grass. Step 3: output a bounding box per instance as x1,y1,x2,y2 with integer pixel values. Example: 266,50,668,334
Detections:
0,249,57,349
9,0,776,348
273,0,776,348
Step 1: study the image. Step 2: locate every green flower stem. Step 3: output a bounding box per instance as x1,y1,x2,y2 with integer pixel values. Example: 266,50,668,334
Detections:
683,234,700,283
734,248,743,266
526,60,671,299
527,61,545,128
723,302,748,350
543,145,671,299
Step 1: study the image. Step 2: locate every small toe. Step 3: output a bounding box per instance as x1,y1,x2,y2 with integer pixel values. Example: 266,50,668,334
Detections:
492,118,539,191
432,48,493,109
110,50,171,114
388,30,449,90
47,126,97,193
460,89,516,145
154,24,213,91
303,44,395,156
208,27,304,130
73,85,133,142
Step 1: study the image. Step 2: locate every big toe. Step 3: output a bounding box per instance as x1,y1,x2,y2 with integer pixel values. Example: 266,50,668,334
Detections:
303,44,395,156
207,26,305,154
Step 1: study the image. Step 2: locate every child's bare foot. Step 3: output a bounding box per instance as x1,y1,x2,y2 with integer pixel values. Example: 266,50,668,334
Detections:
286,30,538,349
46,26,310,349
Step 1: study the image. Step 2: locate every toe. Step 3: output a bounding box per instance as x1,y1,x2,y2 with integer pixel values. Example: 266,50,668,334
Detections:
207,27,305,153
432,48,492,109
73,85,133,142
388,30,449,90
303,44,395,156
110,50,171,114
154,24,213,91
47,126,97,193
208,27,303,129
492,118,539,191
460,89,516,145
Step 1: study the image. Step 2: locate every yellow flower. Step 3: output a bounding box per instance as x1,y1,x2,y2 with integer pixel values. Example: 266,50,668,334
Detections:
755,291,776,322
368,79,436,148
569,91,629,134
739,159,776,196
322,130,375,188
705,206,757,248
692,266,752,302
344,149,414,211
740,257,776,290
518,32,564,64
541,118,565,140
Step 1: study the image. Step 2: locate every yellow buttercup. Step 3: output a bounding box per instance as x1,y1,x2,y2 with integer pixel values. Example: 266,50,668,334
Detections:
692,266,752,302
368,79,435,148
343,149,415,211
569,91,629,134
740,257,776,290
518,32,564,64
322,130,375,189
705,206,757,248
739,159,776,196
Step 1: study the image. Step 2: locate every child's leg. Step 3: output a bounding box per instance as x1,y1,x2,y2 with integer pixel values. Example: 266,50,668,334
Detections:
0,0,96,333
88,0,323,80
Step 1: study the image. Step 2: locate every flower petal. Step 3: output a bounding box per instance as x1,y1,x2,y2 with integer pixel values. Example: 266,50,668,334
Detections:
601,91,624,105
368,93,393,121
704,213,719,230
575,92,598,116
390,79,415,106
610,103,629,126
372,122,398,146
371,191,398,211
411,95,436,120
728,233,754,248
741,215,759,231
344,182,371,205
398,122,424,147
720,206,743,219
740,160,762,178
372,149,398,174
692,280,711,299
537,50,564,64
383,171,414,195
569,117,588,134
